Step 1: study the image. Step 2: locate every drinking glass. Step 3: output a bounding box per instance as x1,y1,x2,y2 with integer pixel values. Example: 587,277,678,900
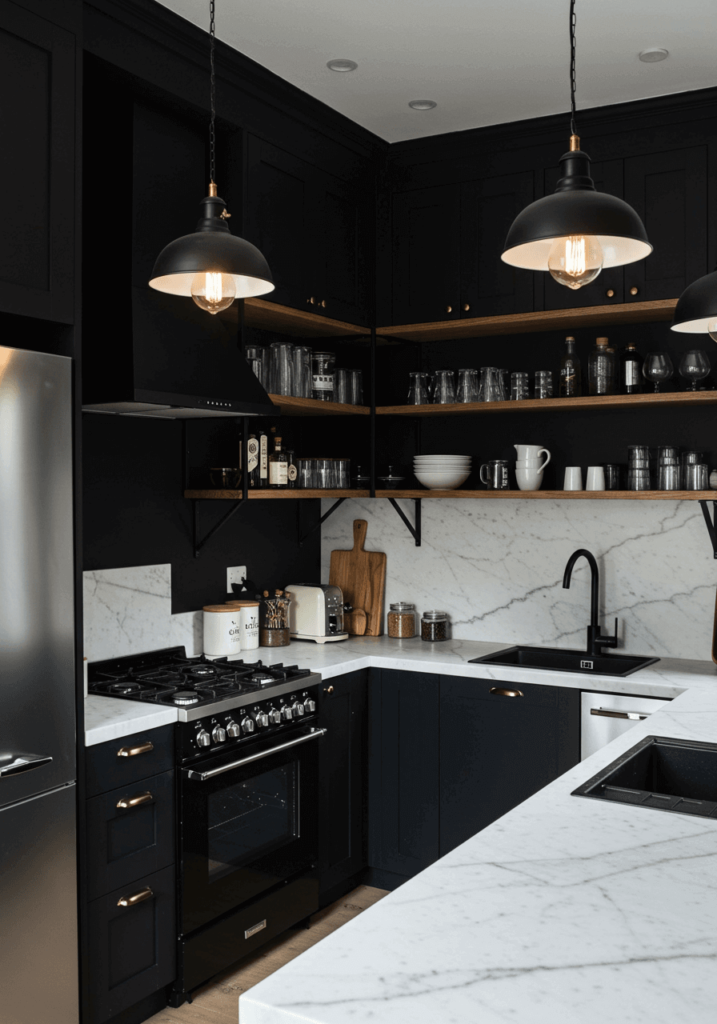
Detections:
456,369,479,403
334,367,351,404
298,459,315,489
407,372,430,405
642,352,673,393
685,464,709,491
245,344,266,388
510,372,530,400
477,367,505,402
657,464,682,491
627,467,651,491
312,351,335,401
432,370,456,404
349,369,364,405
603,464,621,490
292,346,312,398
269,341,294,396
335,459,351,488
316,458,335,489
678,349,710,391
535,370,554,399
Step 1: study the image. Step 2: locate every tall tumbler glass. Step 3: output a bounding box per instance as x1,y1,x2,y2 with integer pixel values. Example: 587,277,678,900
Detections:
432,370,456,404
407,372,430,405
292,346,313,398
336,459,351,488
477,367,505,402
349,369,364,405
334,367,351,404
456,369,479,403
245,344,266,388
316,458,335,489
269,341,294,396
312,352,335,401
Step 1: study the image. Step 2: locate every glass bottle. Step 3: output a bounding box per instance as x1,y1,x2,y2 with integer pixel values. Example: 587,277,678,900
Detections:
247,433,259,488
622,342,642,394
269,435,288,488
286,449,297,489
259,430,269,488
559,336,582,397
588,336,617,396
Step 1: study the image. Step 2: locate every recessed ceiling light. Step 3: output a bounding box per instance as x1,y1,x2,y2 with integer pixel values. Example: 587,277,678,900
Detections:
408,100,437,111
639,48,669,63
326,59,358,72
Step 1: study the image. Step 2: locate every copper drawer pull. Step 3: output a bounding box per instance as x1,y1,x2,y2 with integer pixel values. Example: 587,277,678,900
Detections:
489,687,524,697
117,887,153,908
116,791,153,810
117,741,154,758
324,686,334,694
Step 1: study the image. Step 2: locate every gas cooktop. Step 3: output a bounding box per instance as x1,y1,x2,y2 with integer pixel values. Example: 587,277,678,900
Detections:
88,646,314,711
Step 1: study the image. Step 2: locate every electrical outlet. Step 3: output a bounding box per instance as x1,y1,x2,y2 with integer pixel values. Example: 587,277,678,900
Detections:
227,566,247,593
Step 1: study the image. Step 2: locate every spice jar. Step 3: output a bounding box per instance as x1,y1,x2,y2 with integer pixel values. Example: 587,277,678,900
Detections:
421,610,449,642
387,602,416,639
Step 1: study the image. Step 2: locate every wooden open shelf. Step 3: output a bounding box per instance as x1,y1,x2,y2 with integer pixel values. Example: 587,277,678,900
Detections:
375,489,715,500
268,394,369,416
377,298,678,343
377,390,717,416
220,297,367,339
185,489,370,500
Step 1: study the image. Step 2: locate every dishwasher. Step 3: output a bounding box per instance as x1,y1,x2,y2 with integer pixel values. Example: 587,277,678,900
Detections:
580,691,671,760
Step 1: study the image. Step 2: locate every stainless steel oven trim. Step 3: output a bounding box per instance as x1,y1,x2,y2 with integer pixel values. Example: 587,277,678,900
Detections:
184,728,327,781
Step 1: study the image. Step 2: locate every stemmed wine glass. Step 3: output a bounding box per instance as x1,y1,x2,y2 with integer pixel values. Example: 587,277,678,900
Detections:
642,352,673,393
678,349,711,391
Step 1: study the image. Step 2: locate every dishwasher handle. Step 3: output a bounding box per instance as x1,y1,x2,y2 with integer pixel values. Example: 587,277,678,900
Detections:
589,707,651,722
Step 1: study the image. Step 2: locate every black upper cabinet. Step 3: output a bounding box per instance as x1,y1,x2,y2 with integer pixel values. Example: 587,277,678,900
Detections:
392,185,461,325
245,136,370,324
0,2,76,323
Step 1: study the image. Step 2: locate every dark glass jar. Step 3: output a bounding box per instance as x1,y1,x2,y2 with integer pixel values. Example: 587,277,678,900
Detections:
421,610,449,642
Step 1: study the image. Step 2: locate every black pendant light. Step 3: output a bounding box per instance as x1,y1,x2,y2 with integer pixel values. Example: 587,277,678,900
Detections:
671,265,717,339
502,1,652,290
149,0,274,313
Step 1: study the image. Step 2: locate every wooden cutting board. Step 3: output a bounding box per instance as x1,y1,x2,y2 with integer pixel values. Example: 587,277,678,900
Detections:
329,519,387,637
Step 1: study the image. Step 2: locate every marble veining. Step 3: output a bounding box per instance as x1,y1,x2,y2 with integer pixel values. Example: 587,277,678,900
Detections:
321,498,717,661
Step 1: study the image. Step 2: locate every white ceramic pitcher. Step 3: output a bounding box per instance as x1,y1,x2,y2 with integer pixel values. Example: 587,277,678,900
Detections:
514,445,551,471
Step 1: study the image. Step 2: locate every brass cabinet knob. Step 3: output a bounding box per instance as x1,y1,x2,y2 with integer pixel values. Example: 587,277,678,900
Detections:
630,286,639,296
446,305,453,313
462,303,470,312
324,685,334,694
321,299,327,308
307,296,316,305
606,289,615,298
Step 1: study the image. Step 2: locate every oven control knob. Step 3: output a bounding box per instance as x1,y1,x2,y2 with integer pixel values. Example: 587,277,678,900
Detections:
196,729,211,748
254,712,270,729
211,725,227,744
291,702,305,717
268,709,282,725
226,720,241,739
281,706,293,721
241,716,255,734
303,698,316,713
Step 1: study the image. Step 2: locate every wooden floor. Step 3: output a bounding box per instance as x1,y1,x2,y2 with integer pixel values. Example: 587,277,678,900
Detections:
148,885,389,1024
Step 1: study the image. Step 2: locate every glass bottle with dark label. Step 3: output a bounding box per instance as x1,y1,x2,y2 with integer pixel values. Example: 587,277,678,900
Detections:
259,430,269,488
247,433,259,488
588,336,617,396
269,435,288,488
622,342,642,394
286,449,297,488
559,335,582,397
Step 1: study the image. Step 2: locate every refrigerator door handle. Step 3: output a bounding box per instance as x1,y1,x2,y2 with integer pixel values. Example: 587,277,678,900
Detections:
0,754,54,778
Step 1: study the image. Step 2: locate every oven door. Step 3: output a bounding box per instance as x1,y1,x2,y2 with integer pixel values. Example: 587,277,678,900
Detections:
180,726,325,935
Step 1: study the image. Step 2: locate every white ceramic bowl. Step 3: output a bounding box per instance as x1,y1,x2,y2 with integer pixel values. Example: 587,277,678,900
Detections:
414,458,471,466
414,455,472,461
414,468,471,490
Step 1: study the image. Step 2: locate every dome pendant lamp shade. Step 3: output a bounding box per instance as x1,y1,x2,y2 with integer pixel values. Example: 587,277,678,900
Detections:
149,184,274,311
671,269,717,339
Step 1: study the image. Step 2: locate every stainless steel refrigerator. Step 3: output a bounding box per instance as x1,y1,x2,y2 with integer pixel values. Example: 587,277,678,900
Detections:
0,345,79,1023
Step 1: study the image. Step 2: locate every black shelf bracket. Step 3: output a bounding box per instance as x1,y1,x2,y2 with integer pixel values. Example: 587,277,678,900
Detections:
388,497,422,546
193,498,246,559
699,500,717,559
298,497,347,546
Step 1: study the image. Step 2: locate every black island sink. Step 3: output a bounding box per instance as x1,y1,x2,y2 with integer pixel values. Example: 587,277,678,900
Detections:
470,646,659,678
573,735,717,819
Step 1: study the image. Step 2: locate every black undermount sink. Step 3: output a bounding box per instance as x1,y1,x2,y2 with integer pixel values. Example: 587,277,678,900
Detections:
470,645,659,677
573,736,717,819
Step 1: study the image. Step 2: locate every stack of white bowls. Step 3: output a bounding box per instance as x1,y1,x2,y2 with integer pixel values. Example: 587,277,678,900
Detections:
414,454,472,490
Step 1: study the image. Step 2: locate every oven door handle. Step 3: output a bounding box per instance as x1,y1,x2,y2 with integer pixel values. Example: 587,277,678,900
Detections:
184,728,328,781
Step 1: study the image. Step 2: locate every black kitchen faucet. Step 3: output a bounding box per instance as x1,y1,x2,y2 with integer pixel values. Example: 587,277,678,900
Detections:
562,548,619,657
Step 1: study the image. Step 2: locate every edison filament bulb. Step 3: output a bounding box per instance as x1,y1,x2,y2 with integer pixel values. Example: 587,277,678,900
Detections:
190,271,236,314
547,235,603,290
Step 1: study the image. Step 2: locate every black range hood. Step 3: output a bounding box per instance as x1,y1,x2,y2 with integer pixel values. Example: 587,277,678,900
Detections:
82,288,277,419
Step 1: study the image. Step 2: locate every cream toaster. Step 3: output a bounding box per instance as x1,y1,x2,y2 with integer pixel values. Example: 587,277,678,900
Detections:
284,584,349,643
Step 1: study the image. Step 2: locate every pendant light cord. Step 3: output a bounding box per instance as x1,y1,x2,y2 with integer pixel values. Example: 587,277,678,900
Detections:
569,0,577,138
209,0,216,186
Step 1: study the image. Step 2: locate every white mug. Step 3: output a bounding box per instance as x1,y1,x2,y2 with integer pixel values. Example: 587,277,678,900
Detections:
514,445,551,472
586,466,606,491
564,467,583,491
516,465,544,491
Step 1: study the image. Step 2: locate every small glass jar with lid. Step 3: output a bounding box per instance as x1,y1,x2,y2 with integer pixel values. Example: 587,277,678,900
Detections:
421,610,449,642
387,602,416,638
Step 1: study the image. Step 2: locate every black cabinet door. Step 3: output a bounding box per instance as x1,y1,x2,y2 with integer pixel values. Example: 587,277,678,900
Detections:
318,670,367,896
87,864,176,1024
0,2,75,323
315,171,371,326
85,725,175,797
439,677,580,855
368,669,440,877
392,184,461,325
623,146,708,301
541,159,626,310
461,171,536,316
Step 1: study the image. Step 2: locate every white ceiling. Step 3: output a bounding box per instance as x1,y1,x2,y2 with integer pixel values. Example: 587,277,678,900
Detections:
157,0,717,143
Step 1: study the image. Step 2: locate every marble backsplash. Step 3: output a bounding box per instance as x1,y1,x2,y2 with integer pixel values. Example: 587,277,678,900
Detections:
320,498,717,661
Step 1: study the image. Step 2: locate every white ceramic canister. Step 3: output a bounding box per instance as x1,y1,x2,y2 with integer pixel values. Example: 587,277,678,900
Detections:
203,604,245,657
225,600,260,651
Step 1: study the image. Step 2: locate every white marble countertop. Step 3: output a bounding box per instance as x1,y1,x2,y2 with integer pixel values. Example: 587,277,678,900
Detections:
232,638,717,1024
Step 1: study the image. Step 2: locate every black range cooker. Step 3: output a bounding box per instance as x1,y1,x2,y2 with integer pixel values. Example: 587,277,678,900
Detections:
89,647,325,1004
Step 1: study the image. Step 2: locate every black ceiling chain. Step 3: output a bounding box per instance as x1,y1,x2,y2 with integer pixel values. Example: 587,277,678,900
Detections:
569,0,577,138
209,0,216,185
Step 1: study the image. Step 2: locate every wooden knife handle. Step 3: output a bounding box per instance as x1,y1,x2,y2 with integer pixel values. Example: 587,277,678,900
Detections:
353,519,368,552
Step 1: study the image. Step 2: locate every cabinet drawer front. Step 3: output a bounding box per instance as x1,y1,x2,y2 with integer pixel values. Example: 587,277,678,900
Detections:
448,676,559,707
87,865,176,1024
86,725,174,797
87,769,175,900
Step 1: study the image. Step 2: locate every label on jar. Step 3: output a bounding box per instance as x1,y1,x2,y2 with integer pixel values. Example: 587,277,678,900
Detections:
270,462,288,485
247,437,259,473
260,435,268,478
288,463,298,482
624,360,640,386
312,373,334,392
